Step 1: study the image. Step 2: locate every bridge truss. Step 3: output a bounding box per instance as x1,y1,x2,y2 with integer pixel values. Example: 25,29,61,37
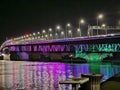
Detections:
88,25,120,37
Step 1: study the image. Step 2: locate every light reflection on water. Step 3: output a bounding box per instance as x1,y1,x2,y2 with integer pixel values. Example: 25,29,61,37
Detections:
0,61,120,90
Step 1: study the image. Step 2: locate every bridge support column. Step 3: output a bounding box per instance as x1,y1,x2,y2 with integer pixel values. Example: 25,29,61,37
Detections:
17,52,29,60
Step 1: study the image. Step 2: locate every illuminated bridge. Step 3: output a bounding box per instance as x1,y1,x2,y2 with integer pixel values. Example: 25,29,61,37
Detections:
0,33,120,62
1,26,120,62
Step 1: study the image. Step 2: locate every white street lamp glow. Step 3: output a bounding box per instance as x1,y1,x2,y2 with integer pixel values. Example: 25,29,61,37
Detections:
33,33,36,36
56,25,60,30
37,32,40,34
66,23,71,38
38,36,40,38
61,31,65,38
98,14,103,19
67,23,71,27
61,31,64,35
77,28,81,37
102,23,106,28
77,28,80,32
49,28,52,32
78,19,85,37
68,30,72,38
35,37,37,39
45,34,48,38
68,30,72,34
97,14,104,35
50,34,52,37
42,29,46,33
80,19,85,24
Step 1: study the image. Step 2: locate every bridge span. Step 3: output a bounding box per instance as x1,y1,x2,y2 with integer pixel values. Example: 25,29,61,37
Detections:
1,33,120,62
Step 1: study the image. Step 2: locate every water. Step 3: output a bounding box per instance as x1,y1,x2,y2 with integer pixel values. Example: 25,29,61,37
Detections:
0,61,120,90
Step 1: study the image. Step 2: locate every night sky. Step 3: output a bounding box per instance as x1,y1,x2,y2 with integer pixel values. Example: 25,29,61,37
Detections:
0,0,120,45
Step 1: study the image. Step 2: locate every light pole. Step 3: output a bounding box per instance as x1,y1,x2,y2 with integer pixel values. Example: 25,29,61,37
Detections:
97,14,103,35
66,23,71,38
37,32,40,35
49,33,53,40
48,28,52,39
32,32,36,40
101,23,107,35
45,34,48,39
56,25,61,39
77,28,81,37
42,29,46,39
37,32,40,39
68,30,72,38
61,31,65,38
79,19,85,37
33,32,36,36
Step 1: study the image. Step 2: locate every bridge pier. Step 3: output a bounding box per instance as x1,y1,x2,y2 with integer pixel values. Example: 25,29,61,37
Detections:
17,52,29,60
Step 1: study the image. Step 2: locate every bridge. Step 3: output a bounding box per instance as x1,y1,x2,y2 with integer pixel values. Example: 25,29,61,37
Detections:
1,26,120,62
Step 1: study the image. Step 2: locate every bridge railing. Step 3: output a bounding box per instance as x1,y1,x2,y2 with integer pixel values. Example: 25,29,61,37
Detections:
88,25,120,37
1,25,120,51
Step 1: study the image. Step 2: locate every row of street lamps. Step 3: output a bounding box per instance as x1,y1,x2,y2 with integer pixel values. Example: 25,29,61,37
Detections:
13,13,120,41
40,14,104,39
39,19,86,39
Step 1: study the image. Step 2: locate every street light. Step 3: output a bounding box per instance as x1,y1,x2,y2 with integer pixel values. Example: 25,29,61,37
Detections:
33,32,36,36
37,32,40,39
66,23,71,38
42,29,46,33
77,28,81,37
55,33,58,39
61,31,65,38
56,25,61,39
101,23,106,27
48,28,52,40
101,23,107,35
68,30,72,38
37,32,40,34
79,19,85,37
49,33,53,39
45,34,48,39
42,29,46,38
49,28,52,32
97,14,104,35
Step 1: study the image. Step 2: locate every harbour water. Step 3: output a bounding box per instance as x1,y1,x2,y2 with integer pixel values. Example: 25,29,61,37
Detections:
0,60,120,90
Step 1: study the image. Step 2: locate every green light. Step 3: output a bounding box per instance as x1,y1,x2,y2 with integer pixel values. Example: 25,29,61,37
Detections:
75,51,113,62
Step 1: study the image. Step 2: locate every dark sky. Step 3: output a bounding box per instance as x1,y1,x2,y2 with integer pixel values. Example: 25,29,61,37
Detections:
0,0,120,44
